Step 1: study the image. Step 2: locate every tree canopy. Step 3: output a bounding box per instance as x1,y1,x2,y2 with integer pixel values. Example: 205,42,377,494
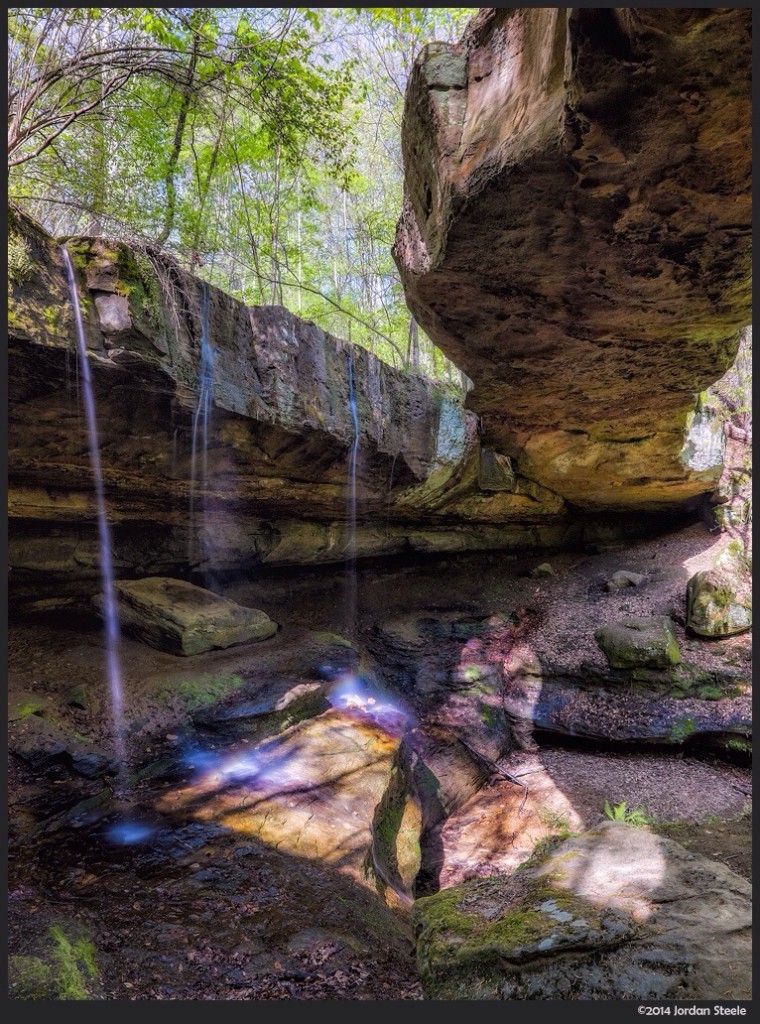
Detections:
8,6,477,379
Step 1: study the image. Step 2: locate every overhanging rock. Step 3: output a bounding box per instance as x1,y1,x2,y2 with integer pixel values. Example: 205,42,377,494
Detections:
394,7,751,512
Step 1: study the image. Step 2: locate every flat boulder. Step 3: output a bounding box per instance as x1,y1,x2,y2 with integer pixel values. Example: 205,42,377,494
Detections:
156,706,414,894
595,616,681,669
414,821,751,1000
109,577,277,655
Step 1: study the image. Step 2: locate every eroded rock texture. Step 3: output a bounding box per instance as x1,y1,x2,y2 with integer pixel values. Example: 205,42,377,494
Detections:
394,7,751,511
9,207,578,609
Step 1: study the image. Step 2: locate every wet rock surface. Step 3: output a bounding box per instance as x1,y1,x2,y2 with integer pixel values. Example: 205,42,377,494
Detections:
155,708,406,884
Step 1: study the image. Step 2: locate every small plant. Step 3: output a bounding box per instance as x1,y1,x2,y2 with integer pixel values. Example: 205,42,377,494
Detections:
537,807,573,835
725,736,752,754
519,808,579,868
669,715,696,744
603,800,651,826
49,925,98,999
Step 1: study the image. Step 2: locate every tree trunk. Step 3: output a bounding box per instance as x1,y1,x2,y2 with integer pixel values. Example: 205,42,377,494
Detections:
156,29,200,246
406,316,419,372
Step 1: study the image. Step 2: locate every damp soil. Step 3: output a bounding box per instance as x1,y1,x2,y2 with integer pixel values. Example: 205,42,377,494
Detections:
7,521,752,1001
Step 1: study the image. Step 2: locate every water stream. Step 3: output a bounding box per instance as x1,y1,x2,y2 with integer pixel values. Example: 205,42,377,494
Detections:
345,348,360,645
61,247,128,788
188,282,215,574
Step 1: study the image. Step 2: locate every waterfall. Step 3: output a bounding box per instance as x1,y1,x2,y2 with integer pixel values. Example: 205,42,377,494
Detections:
61,247,127,786
345,348,360,644
188,282,215,574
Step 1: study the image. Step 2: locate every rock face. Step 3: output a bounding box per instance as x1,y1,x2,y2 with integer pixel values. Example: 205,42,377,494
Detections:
8,206,589,608
503,660,751,751
394,8,751,513
108,578,277,655
9,4,753,614
414,821,752,1000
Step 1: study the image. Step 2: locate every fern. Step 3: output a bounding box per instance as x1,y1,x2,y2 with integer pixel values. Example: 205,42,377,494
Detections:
603,800,651,826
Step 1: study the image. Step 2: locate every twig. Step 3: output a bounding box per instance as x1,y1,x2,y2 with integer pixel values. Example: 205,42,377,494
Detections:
440,726,529,811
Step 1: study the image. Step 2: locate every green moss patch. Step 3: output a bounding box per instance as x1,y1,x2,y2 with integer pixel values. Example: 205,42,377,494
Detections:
158,671,245,712
9,924,99,1000
8,231,35,285
413,872,635,999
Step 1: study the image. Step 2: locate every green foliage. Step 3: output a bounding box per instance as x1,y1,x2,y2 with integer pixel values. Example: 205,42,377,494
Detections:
8,231,35,285
725,736,751,754
14,701,45,720
519,808,578,867
8,7,476,382
602,800,651,826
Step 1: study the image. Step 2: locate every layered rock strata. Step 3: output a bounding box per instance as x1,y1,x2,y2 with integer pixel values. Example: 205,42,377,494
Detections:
9,207,581,607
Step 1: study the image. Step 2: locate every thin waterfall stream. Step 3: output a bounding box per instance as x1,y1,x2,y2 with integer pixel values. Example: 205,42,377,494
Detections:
188,282,215,575
345,348,360,646
61,247,128,793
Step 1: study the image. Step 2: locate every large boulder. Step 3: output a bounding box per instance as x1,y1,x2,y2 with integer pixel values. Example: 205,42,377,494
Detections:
687,543,752,637
106,577,277,655
394,8,751,513
414,821,751,1000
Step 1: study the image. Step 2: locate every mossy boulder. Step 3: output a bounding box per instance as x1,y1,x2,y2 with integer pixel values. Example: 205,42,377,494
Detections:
687,544,752,637
414,821,751,1000
595,616,681,669
414,861,637,1000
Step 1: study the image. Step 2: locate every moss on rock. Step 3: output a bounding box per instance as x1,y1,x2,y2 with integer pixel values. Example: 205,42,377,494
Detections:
9,924,99,1000
159,671,246,712
413,871,635,999
595,616,681,669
